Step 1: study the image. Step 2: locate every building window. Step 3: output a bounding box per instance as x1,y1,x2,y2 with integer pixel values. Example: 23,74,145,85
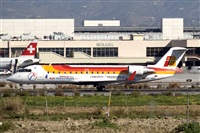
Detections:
39,48,64,56
93,47,118,57
186,47,200,55
66,48,91,57
146,47,170,57
11,48,24,57
0,48,9,57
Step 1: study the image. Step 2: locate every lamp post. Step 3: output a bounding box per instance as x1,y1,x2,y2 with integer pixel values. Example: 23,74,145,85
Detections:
186,79,192,124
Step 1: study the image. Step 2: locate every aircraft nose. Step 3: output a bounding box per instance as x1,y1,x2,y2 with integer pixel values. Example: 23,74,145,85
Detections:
7,75,15,82
7,74,19,83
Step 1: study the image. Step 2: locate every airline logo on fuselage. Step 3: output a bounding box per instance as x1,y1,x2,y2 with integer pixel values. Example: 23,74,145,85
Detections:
56,76,74,80
45,74,74,81
28,72,37,80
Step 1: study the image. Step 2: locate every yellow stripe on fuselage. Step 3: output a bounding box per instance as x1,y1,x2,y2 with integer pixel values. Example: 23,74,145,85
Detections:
154,71,175,74
43,65,55,72
42,65,128,75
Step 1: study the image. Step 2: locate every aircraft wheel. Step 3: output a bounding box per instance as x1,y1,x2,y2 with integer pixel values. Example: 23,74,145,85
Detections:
19,84,24,91
96,85,105,91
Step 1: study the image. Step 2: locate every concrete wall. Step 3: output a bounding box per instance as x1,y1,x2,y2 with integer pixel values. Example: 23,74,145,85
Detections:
162,18,183,39
0,19,74,38
1,40,199,63
1,39,198,54
187,40,200,47
84,20,120,26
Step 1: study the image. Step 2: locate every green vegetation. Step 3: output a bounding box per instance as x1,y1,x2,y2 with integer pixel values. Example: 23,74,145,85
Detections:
0,121,14,132
172,121,200,133
26,112,104,121
0,97,25,114
93,118,118,129
18,94,200,107
0,93,200,121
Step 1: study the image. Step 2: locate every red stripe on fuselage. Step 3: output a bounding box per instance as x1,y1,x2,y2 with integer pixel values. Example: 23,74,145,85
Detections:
52,65,128,72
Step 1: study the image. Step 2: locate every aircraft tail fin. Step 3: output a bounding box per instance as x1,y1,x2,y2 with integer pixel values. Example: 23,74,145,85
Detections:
20,41,37,58
148,47,187,70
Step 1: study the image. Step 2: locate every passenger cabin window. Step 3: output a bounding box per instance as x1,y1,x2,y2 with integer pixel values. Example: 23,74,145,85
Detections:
18,69,31,72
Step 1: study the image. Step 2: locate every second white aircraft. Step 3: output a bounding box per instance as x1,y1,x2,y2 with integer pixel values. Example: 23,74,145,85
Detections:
0,42,40,72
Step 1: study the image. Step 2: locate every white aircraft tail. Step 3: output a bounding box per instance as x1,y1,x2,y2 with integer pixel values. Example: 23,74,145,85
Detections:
148,47,187,70
20,42,37,58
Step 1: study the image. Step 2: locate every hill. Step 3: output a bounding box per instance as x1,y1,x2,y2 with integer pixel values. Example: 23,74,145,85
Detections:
1,0,199,27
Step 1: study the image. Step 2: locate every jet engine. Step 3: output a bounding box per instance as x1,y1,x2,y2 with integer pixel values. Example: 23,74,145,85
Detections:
128,66,154,75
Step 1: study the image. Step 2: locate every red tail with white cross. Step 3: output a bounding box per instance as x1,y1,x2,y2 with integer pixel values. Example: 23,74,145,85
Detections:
21,42,37,58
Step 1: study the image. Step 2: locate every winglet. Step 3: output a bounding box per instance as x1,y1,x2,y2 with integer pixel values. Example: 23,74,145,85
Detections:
128,71,136,81
21,42,37,57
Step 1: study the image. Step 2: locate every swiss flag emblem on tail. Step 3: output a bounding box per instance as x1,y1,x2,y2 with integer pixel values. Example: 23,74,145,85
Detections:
21,42,37,56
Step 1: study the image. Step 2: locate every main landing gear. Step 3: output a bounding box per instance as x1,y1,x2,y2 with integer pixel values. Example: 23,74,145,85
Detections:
96,85,105,91
19,84,24,91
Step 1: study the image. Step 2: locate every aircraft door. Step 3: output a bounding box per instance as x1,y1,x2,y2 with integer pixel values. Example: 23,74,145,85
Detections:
36,66,44,80
31,66,44,80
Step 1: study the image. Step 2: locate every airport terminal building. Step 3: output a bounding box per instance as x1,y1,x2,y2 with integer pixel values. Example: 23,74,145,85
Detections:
0,18,200,66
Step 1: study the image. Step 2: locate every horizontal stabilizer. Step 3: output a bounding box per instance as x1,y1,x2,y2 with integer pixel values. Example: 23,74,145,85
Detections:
18,58,40,68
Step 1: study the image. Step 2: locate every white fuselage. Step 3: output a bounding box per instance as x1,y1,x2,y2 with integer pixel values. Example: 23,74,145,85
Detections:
7,65,173,86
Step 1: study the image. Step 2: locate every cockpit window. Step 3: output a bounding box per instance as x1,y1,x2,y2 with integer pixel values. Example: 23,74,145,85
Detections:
17,69,31,72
